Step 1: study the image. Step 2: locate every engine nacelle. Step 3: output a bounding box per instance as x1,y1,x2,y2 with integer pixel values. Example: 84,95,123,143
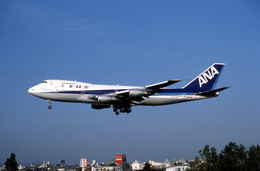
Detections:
129,89,150,98
91,104,111,110
97,96,118,103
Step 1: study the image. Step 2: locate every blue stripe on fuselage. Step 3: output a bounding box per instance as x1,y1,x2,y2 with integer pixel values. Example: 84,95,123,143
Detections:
158,88,196,95
46,88,197,96
47,89,128,95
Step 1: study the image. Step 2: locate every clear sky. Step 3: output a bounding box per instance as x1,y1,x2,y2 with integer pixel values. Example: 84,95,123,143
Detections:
1,0,260,165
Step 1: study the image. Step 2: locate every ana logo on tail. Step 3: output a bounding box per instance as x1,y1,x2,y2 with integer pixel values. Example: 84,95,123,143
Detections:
199,66,219,87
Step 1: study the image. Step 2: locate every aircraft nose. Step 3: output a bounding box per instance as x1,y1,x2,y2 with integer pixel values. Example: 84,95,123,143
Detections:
28,84,43,97
28,85,39,95
28,87,34,94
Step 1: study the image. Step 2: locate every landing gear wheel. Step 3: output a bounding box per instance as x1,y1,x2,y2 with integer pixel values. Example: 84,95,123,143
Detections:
126,108,131,114
47,100,52,110
113,105,131,115
113,108,119,115
122,108,131,114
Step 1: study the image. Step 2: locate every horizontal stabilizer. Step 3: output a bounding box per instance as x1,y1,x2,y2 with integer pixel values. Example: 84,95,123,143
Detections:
195,87,230,96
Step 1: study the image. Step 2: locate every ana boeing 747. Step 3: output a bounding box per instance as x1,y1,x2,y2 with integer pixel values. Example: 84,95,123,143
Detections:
28,63,229,115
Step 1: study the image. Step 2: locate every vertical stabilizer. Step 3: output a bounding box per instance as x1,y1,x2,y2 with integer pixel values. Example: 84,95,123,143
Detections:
182,63,225,92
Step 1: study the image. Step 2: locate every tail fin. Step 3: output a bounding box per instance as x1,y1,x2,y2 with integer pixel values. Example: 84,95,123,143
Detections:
182,63,225,92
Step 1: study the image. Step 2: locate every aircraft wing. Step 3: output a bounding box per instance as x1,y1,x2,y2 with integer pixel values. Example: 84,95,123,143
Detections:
115,80,181,98
115,90,130,96
145,80,181,91
87,80,182,105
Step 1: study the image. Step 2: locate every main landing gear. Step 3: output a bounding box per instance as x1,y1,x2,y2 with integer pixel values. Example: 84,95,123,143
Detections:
47,100,52,109
113,107,131,115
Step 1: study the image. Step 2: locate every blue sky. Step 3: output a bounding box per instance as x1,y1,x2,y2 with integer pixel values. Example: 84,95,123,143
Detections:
1,0,260,165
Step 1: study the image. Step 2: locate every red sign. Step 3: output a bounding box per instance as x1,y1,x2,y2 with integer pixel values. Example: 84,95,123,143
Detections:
116,154,126,164
80,158,88,167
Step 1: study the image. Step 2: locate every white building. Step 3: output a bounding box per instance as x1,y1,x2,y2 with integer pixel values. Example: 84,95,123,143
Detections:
148,160,164,168
91,166,121,171
39,161,50,169
18,165,26,170
131,160,145,170
166,165,189,171
177,159,188,165
164,159,173,168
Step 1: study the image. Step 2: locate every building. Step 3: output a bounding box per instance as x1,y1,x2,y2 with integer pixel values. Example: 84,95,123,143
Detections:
148,160,164,169
91,165,121,171
165,165,189,171
80,158,89,168
39,161,51,169
0,167,6,171
131,161,145,170
163,159,173,168
116,154,126,164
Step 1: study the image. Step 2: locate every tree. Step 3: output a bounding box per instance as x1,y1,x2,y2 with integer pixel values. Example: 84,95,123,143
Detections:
142,162,152,171
188,156,203,171
246,145,260,170
218,142,246,171
188,145,218,171
236,144,247,170
4,153,18,171
189,142,260,171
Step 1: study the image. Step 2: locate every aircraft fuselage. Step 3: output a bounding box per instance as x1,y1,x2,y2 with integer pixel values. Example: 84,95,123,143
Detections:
28,63,228,115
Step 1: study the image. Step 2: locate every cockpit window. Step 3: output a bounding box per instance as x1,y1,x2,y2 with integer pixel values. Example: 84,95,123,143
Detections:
42,81,47,83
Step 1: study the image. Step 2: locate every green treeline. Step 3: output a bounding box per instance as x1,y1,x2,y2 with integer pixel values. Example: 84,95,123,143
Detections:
188,142,260,171
4,153,18,171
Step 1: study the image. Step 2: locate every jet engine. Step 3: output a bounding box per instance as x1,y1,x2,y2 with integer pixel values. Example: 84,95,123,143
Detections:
97,96,118,103
129,89,151,98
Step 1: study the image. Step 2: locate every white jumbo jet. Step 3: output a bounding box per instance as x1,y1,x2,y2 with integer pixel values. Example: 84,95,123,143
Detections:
28,63,229,115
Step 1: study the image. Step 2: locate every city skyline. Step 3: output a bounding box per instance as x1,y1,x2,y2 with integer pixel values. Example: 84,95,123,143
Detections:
1,153,190,167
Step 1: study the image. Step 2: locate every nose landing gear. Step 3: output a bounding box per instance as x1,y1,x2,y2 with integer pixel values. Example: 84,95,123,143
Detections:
47,100,52,110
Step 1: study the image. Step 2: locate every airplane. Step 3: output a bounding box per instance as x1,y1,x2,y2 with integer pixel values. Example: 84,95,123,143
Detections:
28,63,229,115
